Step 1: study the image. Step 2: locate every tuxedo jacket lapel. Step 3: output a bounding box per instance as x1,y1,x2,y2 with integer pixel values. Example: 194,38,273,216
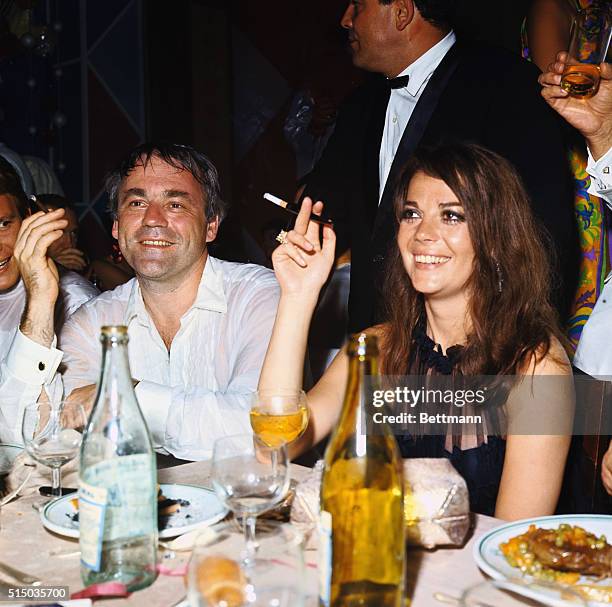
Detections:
363,82,390,228
372,43,463,240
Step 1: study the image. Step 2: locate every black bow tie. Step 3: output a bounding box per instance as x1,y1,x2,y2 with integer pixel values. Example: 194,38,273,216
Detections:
387,74,409,89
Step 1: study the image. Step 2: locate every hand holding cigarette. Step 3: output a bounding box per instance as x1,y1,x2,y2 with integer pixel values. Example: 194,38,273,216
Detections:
270,197,336,298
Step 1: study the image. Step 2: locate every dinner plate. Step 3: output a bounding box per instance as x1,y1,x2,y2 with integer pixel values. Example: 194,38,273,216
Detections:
474,514,612,607
40,483,229,539
0,444,22,474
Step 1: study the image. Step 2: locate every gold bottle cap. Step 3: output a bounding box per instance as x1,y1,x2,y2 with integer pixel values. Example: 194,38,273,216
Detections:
100,325,128,336
100,326,130,344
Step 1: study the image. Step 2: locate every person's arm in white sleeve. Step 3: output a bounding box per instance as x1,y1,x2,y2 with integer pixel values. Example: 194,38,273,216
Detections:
0,209,69,442
0,330,63,443
541,53,612,202
137,280,280,460
58,304,102,405
586,146,612,202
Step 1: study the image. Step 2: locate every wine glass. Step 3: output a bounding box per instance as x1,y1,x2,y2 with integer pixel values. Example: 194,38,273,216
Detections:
187,521,306,607
211,434,290,562
21,401,87,498
250,389,309,447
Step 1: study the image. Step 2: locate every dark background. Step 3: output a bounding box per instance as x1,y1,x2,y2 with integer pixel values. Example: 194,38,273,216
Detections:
0,0,532,264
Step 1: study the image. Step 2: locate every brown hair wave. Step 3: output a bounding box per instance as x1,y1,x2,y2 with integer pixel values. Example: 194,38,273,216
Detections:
381,142,565,376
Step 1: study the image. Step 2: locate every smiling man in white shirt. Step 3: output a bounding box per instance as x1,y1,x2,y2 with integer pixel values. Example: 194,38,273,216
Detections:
60,143,280,460
0,157,98,444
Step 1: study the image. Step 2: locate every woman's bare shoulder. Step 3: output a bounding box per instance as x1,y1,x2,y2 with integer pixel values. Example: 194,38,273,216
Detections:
526,335,572,376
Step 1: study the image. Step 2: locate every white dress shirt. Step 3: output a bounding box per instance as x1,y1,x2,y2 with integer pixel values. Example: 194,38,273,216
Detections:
573,146,612,375
586,147,612,202
59,256,280,460
379,31,456,201
0,270,99,443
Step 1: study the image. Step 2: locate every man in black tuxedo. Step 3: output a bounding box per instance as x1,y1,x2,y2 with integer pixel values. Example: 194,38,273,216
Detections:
303,0,577,332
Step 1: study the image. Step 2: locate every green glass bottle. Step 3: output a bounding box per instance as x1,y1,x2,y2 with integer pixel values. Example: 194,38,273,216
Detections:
79,326,157,591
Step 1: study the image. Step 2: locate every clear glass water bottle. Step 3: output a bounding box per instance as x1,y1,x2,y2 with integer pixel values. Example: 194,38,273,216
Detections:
79,325,157,591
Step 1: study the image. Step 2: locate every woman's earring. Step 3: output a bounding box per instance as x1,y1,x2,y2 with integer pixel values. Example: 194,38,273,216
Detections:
495,261,503,294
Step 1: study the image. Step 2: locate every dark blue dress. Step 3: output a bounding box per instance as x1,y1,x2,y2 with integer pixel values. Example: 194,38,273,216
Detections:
396,323,506,517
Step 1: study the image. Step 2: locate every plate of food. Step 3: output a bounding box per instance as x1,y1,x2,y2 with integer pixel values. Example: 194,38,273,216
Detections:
41,483,229,539
474,515,612,606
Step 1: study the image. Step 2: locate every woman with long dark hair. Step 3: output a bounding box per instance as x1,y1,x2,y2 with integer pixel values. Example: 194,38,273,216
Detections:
259,142,573,519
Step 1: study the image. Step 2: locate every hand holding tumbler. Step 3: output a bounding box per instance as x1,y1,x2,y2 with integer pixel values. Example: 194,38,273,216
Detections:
561,7,612,98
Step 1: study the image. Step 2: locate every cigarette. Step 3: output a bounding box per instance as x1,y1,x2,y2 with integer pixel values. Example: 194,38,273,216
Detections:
263,193,333,226
263,192,289,209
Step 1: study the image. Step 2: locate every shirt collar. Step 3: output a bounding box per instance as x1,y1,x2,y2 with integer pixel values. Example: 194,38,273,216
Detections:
125,279,148,326
392,30,456,97
124,255,228,326
192,256,227,314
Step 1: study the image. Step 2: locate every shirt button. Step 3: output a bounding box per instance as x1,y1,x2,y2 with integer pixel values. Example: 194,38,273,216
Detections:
38,362,45,371
392,115,397,124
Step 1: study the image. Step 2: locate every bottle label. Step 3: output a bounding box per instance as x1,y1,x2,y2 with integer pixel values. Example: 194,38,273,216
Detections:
79,453,156,572
79,482,108,572
318,510,332,607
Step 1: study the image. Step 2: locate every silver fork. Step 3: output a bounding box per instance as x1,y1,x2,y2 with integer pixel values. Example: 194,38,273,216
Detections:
0,561,41,586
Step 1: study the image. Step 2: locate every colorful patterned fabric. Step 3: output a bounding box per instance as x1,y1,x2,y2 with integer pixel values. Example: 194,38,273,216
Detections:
522,0,609,352
567,144,609,348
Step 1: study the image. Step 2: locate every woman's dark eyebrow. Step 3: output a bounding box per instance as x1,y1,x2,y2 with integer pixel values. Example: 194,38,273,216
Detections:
402,200,462,208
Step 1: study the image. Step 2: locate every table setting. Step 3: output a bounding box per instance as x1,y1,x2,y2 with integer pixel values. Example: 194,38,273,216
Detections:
1,390,612,606
5,451,611,607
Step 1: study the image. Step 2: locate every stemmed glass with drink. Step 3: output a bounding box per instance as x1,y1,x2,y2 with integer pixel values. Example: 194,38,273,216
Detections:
249,389,309,447
21,401,87,498
561,6,612,98
211,433,290,563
